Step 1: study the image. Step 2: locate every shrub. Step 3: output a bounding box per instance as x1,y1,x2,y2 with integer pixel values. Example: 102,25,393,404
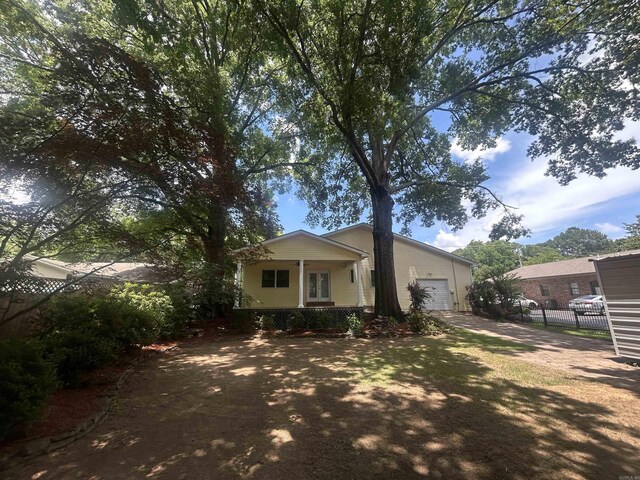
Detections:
288,310,306,331
0,338,57,439
387,316,399,327
108,283,174,342
42,293,119,386
346,313,363,336
466,274,521,319
259,314,275,331
406,311,452,335
41,287,176,386
407,281,432,312
160,282,193,338
232,310,256,333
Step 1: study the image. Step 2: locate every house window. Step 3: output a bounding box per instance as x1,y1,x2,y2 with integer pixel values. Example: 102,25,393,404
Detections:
350,269,355,284
261,270,289,288
540,284,550,296
371,270,375,288
590,280,601,295
570,282,580,295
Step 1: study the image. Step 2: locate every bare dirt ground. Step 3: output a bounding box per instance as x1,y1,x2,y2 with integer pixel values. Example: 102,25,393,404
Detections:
4,320,640,480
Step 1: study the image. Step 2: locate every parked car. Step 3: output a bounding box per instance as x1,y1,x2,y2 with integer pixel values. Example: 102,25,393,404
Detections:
493,295,538,309
514,296,538,309
569,295,605,315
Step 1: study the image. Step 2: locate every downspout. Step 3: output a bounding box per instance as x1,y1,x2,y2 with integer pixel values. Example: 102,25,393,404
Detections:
451,259,460,310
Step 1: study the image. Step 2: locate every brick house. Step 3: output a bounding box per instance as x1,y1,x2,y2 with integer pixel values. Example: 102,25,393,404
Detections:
508,256,604,308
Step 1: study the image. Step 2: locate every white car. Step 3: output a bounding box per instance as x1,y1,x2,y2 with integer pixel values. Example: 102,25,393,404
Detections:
513,296,538,309
569,295,605,315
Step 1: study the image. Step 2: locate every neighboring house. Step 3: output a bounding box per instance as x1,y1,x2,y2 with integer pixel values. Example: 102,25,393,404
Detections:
21,256,74,280
591,251,640,360
233,223,473,311
16,256,169,284
508,249,640,307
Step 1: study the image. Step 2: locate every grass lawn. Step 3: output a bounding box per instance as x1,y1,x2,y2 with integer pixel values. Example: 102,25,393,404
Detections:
7,329,639,480
524,322,612,340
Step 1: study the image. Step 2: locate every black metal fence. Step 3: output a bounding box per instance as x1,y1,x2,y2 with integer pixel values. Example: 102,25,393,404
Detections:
517,303,611,332
235,306,364,331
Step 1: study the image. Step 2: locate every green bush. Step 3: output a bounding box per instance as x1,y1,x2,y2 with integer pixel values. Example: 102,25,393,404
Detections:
0,338,57,439
406,311,451,335
109,283,174,342
288,310,306,331
346,313,363,336
161,282,193,338
41,294,117,386
407,281,432,311
41,286,179,386
466,274,522,319
259,314,275,331
232,310,256,333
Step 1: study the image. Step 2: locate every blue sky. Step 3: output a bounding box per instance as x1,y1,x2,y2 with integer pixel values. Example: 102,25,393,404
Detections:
276,120,640,251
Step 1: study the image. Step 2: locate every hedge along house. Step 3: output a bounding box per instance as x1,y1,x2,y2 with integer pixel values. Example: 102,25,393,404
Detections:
591,251,640,360
232,224,473,312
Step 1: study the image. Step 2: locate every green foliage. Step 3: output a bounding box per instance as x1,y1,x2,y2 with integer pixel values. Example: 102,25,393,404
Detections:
160,282,193,338
346,313,364,336
259,314,275,331
492,274,522,312
405,311,452,336
466,281,498,317
624,215,640,238
454,240,520,280
466,274,521,320
42,294,119,386
41,286,182,386
0,338,57,439
545,227,614,258
109,283,174,341
406,281,432,312
522,245,565,266
616,214,640,250
288,310,306,331
232,310,257,334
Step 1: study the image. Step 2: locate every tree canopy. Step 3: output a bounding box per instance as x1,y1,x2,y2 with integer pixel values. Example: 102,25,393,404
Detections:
0,0,309,315
544,227,614,258
259,0,640,315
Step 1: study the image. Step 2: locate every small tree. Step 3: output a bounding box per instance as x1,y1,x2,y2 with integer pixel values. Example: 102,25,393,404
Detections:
407,281,432,312
492,274,522,312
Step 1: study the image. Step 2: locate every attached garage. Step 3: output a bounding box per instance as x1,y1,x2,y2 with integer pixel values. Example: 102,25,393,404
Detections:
591,251,640,360
417,279,453,310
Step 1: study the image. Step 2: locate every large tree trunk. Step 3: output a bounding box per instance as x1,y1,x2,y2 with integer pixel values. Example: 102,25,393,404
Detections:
370,185,403,318
201,201,228,320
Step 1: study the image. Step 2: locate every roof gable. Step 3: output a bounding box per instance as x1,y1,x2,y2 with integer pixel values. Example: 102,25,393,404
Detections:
323,223,474,265
232,230,368,259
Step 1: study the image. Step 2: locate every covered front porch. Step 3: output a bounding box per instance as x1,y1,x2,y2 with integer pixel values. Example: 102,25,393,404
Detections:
232,229,370,310
235,258,365,309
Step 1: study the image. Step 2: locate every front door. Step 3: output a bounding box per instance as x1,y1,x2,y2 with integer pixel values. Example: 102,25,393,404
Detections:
307,271,330,302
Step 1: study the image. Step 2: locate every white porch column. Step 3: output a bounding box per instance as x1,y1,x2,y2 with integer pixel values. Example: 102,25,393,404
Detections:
356,259,364,307
234,261,242,308
298,259,305,308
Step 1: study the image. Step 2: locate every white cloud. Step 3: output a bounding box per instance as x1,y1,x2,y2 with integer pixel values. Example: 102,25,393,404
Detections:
431,229,467,252
429,140,640,249
450,137,512,164
595,222,624,236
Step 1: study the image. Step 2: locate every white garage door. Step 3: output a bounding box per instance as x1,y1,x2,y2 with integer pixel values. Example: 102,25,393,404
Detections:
416,279,452,310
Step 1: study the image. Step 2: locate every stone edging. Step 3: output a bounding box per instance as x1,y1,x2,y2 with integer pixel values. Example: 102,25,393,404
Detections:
0,349,168,471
